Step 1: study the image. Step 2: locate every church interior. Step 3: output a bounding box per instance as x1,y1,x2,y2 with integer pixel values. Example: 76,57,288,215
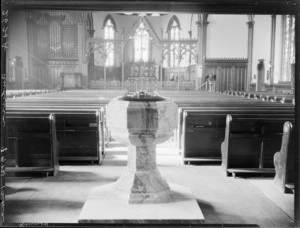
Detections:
2,1,299,227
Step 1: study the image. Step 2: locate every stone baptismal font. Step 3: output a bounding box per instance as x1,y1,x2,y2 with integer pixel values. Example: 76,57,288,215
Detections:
78,91,204,224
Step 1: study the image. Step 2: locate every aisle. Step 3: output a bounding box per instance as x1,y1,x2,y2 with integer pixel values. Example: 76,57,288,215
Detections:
4,140,294,227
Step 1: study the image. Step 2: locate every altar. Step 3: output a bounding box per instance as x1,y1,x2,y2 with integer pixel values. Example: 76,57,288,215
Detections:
60,73,83,89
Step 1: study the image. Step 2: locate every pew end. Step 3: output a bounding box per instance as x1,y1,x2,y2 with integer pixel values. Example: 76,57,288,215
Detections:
221,115,294,178
273,121,295,194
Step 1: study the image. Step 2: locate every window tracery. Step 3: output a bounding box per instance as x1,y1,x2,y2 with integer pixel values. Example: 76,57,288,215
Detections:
104,15,116,66
134,22,149,62
168,16,180,67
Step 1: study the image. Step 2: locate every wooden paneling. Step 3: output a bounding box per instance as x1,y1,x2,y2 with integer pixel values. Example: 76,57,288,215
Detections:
205,58,248,92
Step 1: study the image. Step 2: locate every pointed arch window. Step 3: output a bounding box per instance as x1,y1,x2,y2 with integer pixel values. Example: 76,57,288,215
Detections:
103,16,116,66
134,22,149,62
168,16,180,67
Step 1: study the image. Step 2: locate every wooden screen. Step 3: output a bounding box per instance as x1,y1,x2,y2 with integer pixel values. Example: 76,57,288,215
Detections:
205,58,248,92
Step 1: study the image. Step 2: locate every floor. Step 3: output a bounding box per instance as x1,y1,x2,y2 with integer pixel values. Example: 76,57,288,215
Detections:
4,140,295,227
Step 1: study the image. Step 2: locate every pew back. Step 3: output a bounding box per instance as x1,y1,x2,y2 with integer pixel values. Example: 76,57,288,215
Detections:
6,113,59,176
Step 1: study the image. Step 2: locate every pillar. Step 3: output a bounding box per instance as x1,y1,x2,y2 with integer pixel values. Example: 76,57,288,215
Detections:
160,28,163,90
196,14,209,88
122,32,125,90
88,29,95,82
270,15,276,85
246,16,255,91
77,20,88,88
294,4,300,226
26,14,34,89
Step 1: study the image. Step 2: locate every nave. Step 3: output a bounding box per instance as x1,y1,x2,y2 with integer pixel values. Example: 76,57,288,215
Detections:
3,89,296,227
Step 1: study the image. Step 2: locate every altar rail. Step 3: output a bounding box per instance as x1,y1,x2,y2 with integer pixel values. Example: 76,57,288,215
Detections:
89,80,197,91
6,89,57,98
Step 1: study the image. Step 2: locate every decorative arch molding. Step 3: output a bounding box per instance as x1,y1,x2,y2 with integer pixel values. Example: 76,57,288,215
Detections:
87,13,94,36
167,15,181,32
124,16,160,49
102,14,117,32
196,14,209,25
247,14,255,23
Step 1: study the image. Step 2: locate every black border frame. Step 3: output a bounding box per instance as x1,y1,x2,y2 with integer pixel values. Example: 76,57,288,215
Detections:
1,0,299,227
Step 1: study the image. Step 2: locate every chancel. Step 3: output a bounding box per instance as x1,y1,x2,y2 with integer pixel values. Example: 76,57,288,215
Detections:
2,2,299,227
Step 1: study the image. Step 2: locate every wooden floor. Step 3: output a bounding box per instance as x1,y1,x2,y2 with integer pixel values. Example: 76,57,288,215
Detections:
4,140,294,227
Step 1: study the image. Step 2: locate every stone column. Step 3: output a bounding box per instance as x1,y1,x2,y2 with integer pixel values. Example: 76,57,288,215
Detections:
270,15,276,85
177,43,180,91
122,31,125,89
160,28,163,90
196,14,209,88
87,29,95,82
26,14,34,89
246,15,255,91
188,31,192,81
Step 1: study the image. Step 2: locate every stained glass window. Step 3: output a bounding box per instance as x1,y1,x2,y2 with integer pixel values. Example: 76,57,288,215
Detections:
134,22,149,62
168,17,180,67
104,18,115,66
281,15,295,82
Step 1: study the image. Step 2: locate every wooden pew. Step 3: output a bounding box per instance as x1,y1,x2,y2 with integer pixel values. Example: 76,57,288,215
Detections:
177,105,294,156
6,113,59,176
225,90,295,104
181,108,294,165
6,108,105,164
221,114,294,177
274,121,295,193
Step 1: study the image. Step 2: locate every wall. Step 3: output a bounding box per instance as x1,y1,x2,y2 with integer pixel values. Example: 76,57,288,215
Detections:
207,14,248,58
8,11,286,87
8,10,29,77
252,15,271,83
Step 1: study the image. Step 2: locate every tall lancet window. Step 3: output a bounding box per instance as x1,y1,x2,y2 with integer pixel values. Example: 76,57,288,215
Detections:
168,16,180,67
281,15,295,81
134,22,149,62
103,16,116,66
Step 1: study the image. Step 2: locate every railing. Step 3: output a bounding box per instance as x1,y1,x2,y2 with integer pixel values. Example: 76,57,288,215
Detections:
197,81,216,92
6,89,57,98
89,79,197,91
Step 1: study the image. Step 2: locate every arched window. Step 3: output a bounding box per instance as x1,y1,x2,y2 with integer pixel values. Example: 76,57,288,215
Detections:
134,22,149,62
103,15,116,66
168,16,180,67
281,15,295,82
